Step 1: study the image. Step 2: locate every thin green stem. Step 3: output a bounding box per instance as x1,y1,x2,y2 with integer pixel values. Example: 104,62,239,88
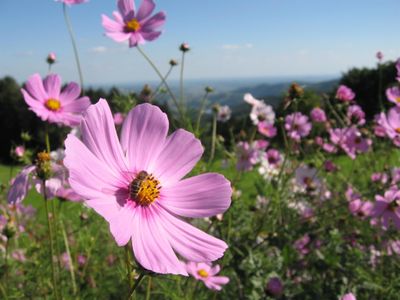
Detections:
145,276,152,300
150,66,173,101
378,62,383,110
125,245,133,288
45,128,51,153
63,3,84,91
209,112,217,163
136,46,189,128
60,219,77,295
127,273,145,300
179,51,186,108
4,238,9,285
195,91,210,135
43,181,61,300
0,282,7,300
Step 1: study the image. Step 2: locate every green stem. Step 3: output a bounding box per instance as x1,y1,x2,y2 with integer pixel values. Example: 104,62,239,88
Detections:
63,3,84,91
43,181,61,300
61,219,77,295
4,238,9,285
179,51,186,108
150,66,173,101
136,46,188,128
0,282,7,300
378,62,383,110
127,273,145,300
145,276,152,300
125,245,133,288
209,112,217,163
195,91,210,135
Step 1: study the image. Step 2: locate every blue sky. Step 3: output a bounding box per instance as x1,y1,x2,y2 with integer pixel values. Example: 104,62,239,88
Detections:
0,0,399,85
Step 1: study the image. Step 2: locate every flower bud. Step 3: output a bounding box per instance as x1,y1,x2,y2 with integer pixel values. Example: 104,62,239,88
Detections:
179,42,190,52
35,151,52,180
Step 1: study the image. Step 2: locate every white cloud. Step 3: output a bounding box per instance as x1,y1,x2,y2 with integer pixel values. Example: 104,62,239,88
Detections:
89,46,108,53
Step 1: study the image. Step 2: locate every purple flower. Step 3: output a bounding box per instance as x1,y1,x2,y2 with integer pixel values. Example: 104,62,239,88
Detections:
57,0,88,5
21,73,90,127
347,105,365,125
376,51,383,61
376,107,400,146
335,85,355,102
310,107,327,123
341,127,371,159
113,112,125,125
371,189,400,230
341,293,356,300
284,112,312,142
386,86,400,106
186,262,229,291
293,234,310,256
265,277,284,297
14,146,25,158
102,0,166,47
266,149,281,166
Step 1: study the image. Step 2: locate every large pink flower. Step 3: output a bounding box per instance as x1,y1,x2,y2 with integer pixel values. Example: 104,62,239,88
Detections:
186,262,229,291
21,73,90,127
64,99,232,275
102,0,166,47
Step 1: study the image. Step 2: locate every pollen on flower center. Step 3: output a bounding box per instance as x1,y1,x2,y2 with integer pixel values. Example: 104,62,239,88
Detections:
45,98,61,111
129,171,161,206
396,128,400,134
396,97,400,103
125,18,141,32
197,269,209,278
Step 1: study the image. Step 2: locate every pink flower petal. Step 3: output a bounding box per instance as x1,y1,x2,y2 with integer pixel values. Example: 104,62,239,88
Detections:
157,206,228,262
21,89,45,111
136,0,155,21
64,134,126,221
59,82,81,103
62,96,91,113
101,14,125,33
7,166,35,204
109,201,137,246
131,205,187,275
117,0,135,18
154,129,203,187
142,11,166,30
159,173,232,218
81,99,128,176
25,73,48,101
120,103,168,173
43,74,61,99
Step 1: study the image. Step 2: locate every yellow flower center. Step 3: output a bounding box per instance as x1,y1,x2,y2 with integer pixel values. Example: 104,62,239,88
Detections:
396,128,400,134
197,269,209,278
396,97,400,103
129,171,160,206
125,18,141,32
45,98,61,111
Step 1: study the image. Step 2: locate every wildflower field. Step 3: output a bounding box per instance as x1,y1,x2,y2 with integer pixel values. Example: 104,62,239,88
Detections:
1,1,400,299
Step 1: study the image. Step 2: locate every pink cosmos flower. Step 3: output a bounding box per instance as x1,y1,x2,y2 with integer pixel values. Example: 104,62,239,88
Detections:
376,107,400,147
216,105,232,122
186,262,229,291
64,99,232,275
266,149,281,166
284,112,312,142
396,58,400,82
341,293,356,300
102,0,166,47
15,146,25,158
347,105,365,126
113,112,125,125
293,234,310,256
341,127,371,159
310,107,327,123
371,189,400,230
258,121,277,138
235,141,258,171
58,0,88,5
295,165,320,192
244,93,275,125
335,85,355,102
386,86,400,106
21,73,90,127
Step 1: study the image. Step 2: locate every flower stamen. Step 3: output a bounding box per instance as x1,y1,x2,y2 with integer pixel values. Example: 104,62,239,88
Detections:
125,18,141,32
197,269,209,278
45,98,61,111
129,171,160,206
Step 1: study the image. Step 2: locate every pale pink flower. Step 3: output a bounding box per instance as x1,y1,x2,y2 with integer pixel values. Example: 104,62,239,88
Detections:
371,189,400,230
11,250,26,262
341,292,356,300
64,99,232,275
186,262,229,291
285,112,311,142
375,107,400,146
266,149,281,166
341,127,371,159
258,121,277,138
77,254,87,267
386,86,400,106
293,234,310,256
295,165,320,192
46,52,56,64
336,85,355,102
61,252,71,271
15,146,25,158
102,0,166,47
235,141,258,171
244,93,275,125
216,105,231,122
21,73,90,127
310,107,327,123
113,112,125,125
